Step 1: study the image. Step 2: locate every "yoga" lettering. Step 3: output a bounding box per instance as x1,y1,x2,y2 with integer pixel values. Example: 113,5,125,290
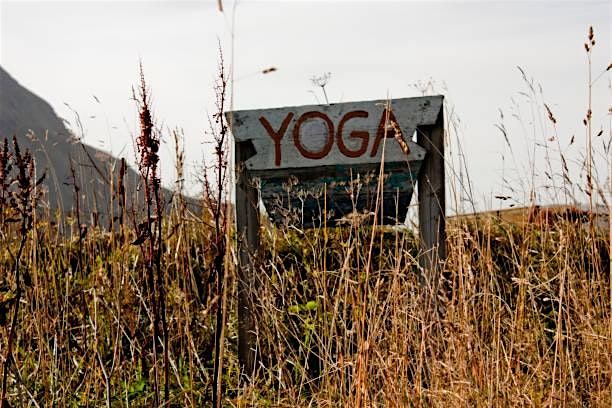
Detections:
258,108,404,166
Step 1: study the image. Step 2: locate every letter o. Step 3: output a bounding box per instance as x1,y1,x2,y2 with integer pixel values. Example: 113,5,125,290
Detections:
337,110,369,158
292,111,334,160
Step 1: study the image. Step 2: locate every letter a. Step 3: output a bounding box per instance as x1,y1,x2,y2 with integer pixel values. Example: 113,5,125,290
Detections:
370,108,402,157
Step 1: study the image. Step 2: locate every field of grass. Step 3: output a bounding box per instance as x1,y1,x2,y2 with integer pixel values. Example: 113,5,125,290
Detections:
0,197,609,406
0,29,610,408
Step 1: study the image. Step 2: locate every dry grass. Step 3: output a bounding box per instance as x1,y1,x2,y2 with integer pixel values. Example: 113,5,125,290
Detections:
241,216,609,407
0,195,609,406
0,26,610,407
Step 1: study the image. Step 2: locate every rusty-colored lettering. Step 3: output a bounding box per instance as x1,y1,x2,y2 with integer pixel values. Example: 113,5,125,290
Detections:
259,113,294,166
336,110,369,158
293,111,334,160
370,108,402,157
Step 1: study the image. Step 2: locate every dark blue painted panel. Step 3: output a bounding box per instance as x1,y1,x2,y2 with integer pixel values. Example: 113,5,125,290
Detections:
253,161,422,228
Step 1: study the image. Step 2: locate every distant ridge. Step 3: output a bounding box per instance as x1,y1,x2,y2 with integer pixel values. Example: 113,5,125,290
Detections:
449,204,609,232
0,65,173,226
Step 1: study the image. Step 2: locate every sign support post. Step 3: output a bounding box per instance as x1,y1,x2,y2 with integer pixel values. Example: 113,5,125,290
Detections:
417,108,446,279
235,140,259,379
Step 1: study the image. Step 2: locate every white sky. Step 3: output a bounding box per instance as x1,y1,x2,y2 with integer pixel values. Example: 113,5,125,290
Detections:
1,0,610,212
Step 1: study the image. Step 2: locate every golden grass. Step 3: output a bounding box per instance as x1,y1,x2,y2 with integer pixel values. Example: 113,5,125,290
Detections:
0,25,610,408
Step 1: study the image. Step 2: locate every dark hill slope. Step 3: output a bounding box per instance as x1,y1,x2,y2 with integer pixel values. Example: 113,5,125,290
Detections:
0,65,170,225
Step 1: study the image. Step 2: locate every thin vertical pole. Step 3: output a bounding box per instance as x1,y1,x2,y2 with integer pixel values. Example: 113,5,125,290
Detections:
235,141,259,379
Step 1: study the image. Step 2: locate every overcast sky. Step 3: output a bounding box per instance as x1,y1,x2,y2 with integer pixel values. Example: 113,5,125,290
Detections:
1,0,610,212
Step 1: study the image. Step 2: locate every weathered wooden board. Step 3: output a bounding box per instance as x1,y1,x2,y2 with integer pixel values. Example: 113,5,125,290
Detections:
229,96,443,227
228,96,443,170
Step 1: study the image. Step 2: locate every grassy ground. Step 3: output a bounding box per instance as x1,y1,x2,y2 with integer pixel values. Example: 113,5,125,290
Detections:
0,26,610,408
0,203,609,406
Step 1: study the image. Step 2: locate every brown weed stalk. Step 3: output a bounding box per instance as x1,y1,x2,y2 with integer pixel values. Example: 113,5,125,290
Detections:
202,47,231,408
116,157,127,239
0,139,12,228
1,137,37,407
133,65,169,406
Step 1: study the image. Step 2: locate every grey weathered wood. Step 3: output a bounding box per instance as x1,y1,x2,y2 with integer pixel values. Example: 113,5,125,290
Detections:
228,96,443,230
234,140,259,379
230,97,442,170
417,104,446,275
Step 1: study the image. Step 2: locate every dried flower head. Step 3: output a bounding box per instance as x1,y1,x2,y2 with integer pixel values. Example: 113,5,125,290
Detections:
134,64,161,204
311,72,331,88
390,120,410,155
10,136,36,231
0,138,13,220
0,138,12,191
585,27,595,52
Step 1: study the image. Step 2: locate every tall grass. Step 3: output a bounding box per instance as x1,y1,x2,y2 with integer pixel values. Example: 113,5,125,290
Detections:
0,27,609,407
0,137,38,407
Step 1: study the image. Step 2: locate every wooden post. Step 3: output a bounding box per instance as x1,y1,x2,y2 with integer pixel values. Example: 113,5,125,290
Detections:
417,107,446,277
235,140,259,379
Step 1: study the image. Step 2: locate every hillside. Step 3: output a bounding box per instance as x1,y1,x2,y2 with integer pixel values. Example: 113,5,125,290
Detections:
450,204,610,232
0,65,170,226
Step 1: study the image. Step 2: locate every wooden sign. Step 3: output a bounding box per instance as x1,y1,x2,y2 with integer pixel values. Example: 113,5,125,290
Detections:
230,96,446,376
230,96,443,226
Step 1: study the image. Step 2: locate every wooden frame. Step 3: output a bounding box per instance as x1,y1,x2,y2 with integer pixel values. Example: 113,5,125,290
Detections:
233,96,445,378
